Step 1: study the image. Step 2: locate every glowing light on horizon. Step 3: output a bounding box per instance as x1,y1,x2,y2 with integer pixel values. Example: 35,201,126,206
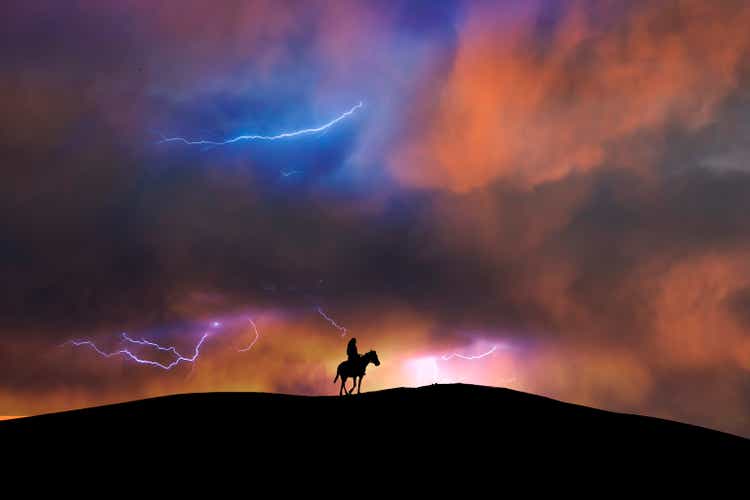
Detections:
317,307,348,336
407,343,505,386
411,357,440,385
238,318,261,352
158,102,364,146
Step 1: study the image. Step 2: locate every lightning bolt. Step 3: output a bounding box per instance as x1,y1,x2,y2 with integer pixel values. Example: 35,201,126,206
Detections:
238,318,261,352
440,345,498,361
66,333,210,370
408,345,501,385
121,332,185,357
317,307,348,336
159,102,364,146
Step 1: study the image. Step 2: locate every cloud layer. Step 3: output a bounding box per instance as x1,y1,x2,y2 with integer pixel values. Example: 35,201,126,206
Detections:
2,0,750,436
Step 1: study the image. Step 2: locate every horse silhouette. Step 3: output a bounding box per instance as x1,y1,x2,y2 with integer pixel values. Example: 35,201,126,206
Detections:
333,350,380,396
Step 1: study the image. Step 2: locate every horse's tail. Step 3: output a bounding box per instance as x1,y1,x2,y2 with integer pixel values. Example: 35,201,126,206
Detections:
333,367,340,383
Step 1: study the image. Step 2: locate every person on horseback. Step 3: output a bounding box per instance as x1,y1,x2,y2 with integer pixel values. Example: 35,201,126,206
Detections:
335,338,381,395
347,337,360,363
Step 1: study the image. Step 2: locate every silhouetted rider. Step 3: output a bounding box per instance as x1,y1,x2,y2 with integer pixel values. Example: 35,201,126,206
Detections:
347,337,360,363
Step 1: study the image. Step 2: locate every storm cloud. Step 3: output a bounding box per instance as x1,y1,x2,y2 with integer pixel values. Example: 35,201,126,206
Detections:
2,0,750,436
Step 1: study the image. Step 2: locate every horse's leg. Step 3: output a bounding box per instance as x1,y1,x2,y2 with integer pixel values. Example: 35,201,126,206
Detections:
348,377,357,395
339,376,346,396
357,375,362,394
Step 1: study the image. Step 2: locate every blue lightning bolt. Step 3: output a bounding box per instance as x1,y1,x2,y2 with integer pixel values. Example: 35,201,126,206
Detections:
66,333,210,370
317,307,348,336
238,318,261,352
159,102,364,146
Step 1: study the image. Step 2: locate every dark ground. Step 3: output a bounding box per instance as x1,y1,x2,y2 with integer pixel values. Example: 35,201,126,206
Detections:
2,384,745,483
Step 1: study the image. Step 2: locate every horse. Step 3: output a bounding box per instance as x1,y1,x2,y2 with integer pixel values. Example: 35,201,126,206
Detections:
333,350,380,396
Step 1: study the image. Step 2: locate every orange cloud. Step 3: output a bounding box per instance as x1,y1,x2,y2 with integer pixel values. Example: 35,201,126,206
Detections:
391,0,750,192
650,250,750,370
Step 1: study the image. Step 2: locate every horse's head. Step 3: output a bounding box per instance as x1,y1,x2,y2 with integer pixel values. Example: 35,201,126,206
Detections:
366,350,381,366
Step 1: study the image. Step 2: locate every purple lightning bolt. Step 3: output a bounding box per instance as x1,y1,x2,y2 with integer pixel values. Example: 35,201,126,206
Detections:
121,332,186,357
440,345,499,361
238,318,261,352
66,333,210,370
317,307,348,336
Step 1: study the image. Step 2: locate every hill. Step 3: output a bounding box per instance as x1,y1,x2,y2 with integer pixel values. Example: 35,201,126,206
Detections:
2,383,744,475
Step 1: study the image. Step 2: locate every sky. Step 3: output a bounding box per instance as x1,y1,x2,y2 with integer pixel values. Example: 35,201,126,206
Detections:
2,0,750,436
